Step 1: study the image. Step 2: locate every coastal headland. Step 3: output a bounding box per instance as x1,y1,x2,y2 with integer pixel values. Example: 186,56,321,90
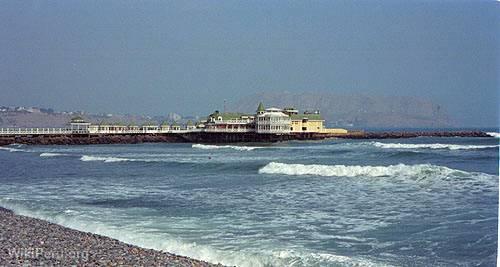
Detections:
0,131,491,146
0,207,221,266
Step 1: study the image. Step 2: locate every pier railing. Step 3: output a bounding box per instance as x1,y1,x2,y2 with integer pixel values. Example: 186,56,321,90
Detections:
0,127,199,135
0,127,255,135
203,128,253,133
0,128,72,135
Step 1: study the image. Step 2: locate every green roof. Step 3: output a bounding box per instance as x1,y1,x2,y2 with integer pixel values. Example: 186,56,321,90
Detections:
142,121,158,126
290,114,324,121
257,102,265,112
70,116,87,123
209,112,252,121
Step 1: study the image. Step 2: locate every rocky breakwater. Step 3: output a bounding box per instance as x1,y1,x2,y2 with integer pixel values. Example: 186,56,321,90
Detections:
0,133,187,146
330,130,491,139
0,207,222,266
0,131,494,146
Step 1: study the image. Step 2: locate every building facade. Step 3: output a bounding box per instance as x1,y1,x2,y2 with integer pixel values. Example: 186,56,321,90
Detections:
204,111,255,132
255,107,291,134
289,112,325,133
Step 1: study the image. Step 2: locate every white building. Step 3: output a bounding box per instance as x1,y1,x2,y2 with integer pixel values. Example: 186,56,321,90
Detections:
255,104,291,134
69,117,91,134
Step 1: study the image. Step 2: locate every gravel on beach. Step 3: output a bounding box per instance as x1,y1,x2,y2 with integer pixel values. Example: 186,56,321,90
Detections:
0,207,223,266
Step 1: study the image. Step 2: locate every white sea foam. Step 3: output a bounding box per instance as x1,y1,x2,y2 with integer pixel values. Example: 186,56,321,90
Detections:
0,200,384,267
0,146,26,152
79,155,218,164
79,155,215,164
40,152,67,157
258,162,477,178
486,132,500,138
372,142,499,150
80,155,132,163
192,144,261,151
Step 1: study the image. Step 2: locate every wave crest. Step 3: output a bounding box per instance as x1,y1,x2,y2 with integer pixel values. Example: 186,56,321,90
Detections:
0,146,26,152
192,144,261,151
258,162,479,179
372,142,499,150
40,152,67,157
80,155,131,163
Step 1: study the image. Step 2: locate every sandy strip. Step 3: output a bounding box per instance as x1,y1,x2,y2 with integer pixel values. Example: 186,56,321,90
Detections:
0,207,223,266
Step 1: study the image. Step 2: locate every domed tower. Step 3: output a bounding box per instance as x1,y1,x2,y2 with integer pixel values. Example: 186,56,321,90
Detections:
256,102,265,115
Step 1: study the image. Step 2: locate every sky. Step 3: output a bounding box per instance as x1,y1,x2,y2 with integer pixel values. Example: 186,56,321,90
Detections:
0,0,498,127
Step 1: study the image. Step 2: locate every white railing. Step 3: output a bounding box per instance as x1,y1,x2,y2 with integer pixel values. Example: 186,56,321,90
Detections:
204,128,253,133
0,128,72,135
0,127,250,135
213,120,252,125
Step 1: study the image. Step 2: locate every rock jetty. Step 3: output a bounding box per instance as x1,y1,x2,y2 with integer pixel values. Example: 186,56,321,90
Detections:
330,130,491,139
0,207,222,266
0,131,492,146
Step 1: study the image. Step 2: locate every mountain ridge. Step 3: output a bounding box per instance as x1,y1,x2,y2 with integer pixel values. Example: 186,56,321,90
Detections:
229,92,454,128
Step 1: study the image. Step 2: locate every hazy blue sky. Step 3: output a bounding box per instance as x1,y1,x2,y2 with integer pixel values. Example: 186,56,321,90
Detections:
0,1,498,126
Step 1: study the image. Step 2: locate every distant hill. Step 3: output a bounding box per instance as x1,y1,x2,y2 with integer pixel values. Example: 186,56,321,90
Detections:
229,92,454,128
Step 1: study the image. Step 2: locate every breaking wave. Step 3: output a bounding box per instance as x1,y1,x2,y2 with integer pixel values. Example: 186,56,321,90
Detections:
78,155,248,165
0,146,26,152
192,144,261,151
372,142,499,150
0,200,384,267
486,132,500,138
40,152,67,157
80,155,132,163
259,162,487,179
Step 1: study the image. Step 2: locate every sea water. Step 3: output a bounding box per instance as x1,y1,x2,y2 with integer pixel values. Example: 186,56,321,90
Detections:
0,135,498,266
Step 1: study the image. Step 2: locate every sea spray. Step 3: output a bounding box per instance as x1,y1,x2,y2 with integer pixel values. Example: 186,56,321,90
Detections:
486,132,500,138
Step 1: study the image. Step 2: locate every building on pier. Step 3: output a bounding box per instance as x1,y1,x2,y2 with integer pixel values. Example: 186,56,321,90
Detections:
69,116,91,134
204,111,255,133
255,105,291,134
0,102,347,136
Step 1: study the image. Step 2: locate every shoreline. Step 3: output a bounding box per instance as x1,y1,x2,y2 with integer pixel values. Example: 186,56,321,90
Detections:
0,207,222,266
0,130,493,146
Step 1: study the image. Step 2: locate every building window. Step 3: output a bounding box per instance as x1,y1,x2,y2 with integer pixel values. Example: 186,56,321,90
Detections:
302,127,307,131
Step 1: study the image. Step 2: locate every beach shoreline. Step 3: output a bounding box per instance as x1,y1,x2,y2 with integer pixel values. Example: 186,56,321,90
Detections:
0,207,222,266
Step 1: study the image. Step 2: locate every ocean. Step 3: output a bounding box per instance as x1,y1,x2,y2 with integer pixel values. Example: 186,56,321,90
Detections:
0,135,498,266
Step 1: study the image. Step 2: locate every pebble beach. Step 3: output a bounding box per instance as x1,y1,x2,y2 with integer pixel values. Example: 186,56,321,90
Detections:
0,207,221,266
